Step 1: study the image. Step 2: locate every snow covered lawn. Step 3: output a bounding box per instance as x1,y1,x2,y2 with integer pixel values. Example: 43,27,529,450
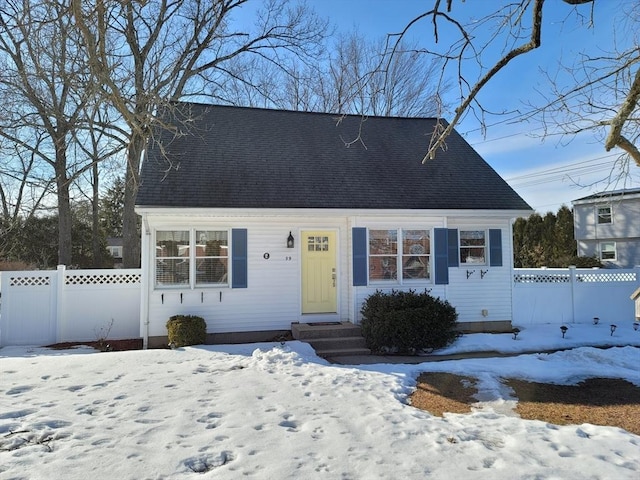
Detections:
1,323,639,479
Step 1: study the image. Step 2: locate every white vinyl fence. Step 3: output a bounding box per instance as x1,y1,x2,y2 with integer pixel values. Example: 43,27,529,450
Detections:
0,266,141,346
512,267,638,326
0,266,637,346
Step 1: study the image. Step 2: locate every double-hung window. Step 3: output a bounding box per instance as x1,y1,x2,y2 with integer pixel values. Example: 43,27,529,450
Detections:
195,231,229,285
155,230,229,288
600,241,616,261
401,230,430,280
597,206,612,224
459,230,486,265
368,229,430,282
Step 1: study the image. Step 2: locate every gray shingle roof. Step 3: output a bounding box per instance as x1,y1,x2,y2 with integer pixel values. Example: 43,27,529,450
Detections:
136,103,531,211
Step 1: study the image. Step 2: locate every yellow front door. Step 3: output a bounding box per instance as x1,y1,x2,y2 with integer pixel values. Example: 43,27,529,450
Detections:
301,231,337,314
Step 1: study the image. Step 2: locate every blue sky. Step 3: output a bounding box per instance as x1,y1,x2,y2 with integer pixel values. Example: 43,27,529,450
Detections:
304,0,639,213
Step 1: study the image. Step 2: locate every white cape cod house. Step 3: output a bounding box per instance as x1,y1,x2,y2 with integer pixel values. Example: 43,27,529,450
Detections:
135,103,532,347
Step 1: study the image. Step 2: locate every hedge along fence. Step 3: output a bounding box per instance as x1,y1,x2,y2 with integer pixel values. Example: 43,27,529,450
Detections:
360,289,459,354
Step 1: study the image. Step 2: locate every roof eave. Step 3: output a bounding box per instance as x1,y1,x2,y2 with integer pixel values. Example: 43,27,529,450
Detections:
136,205,533,219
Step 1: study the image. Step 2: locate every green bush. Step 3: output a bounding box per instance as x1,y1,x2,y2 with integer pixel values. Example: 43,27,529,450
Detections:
360,289,458,354
166,315,207,347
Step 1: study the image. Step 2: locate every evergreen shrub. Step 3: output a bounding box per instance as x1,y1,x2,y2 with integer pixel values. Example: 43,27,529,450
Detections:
360,289,458,354
166,315,207,347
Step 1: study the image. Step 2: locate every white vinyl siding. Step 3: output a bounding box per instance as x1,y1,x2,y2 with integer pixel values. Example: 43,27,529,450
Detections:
144,218,349,337
353,216,514,325
140,210,521,337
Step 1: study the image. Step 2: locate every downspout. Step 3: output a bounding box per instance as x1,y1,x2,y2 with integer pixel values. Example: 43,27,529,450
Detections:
347,216,354,324
141,214,151,349
509,217,516,328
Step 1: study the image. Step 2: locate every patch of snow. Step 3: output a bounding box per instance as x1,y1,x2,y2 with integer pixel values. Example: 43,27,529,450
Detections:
1,324,639,479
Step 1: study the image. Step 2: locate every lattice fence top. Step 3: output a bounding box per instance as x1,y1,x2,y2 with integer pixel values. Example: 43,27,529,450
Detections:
9,276,51,287
576,272,637,283
514,273,571,284
65,272,142,285
515,270,637,284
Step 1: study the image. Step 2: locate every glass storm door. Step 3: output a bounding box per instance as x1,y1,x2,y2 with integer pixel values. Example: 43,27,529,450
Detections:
301,231,337,314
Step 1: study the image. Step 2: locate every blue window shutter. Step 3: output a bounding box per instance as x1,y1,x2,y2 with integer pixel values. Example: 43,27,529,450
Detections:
352,227,367,286
231,228,248,288
447,228,459,267
489,229,503,267
434,228,449,285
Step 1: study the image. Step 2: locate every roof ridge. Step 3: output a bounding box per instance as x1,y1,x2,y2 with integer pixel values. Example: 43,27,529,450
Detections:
169,100,442,122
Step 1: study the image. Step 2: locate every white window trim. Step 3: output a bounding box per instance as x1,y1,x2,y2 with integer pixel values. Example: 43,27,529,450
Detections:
367,228,432,285
154,228,230,290
459,229,487,266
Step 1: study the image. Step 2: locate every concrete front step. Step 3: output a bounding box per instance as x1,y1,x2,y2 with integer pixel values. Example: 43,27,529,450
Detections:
291,321,371,357
291,321,363,340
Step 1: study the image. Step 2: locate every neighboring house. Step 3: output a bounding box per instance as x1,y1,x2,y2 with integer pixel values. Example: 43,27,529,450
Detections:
136,103,532,347
572,188,640,268
106,237,123,268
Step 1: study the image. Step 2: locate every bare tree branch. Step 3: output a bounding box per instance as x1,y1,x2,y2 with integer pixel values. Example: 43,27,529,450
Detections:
421,0,545,161
605,67,640,165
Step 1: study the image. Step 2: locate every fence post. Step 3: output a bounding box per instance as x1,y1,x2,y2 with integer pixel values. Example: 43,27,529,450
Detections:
569,265,576,324
55,265,65,343
635,266,640,321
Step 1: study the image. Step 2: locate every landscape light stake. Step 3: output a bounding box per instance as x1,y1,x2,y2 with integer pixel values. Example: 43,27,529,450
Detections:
610,324,617,336
512,328,520,340
560,325,568,338
593,317,599,325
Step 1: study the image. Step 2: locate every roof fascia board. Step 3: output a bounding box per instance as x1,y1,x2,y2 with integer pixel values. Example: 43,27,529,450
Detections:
136,206,533,219
572,192,640,206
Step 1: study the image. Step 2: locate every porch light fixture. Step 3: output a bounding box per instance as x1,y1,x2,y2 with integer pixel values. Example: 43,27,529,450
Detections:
287,231,294,248
560,325,568,338
610,324,617,336
634,322,639,331
593,317,599,325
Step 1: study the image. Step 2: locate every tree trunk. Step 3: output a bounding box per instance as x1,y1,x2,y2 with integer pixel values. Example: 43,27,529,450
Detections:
92,161,103,267
121,132,144,268
55,161,72,267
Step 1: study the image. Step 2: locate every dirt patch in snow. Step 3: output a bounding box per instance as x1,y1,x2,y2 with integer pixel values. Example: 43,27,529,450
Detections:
411,373,640,436
45,338,143,352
